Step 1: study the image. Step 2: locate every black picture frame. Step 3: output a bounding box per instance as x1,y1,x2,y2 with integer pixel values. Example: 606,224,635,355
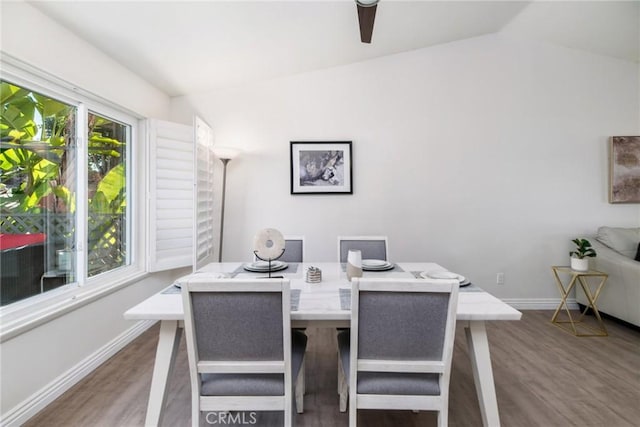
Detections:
290,141,353,194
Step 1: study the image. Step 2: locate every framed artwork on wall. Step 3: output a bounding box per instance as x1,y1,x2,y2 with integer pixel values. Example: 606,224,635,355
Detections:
609,136,640,203
290,141,352,194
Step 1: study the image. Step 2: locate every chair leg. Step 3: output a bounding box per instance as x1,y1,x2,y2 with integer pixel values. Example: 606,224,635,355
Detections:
337,354,348,412
348,395,357,427
191,403,199,427
438,399,449,427
301,358,306,395
285,404,292,427
437,410,448,427
337,351,341,396
295,359,305,413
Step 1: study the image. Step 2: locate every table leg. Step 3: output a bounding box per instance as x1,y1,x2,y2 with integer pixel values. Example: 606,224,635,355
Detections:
145,320,183,427
465,320,500,427
576,276,608,336
550,268,607,337
550,273,578,327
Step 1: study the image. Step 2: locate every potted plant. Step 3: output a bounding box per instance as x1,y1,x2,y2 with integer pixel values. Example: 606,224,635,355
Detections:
569,238,596,271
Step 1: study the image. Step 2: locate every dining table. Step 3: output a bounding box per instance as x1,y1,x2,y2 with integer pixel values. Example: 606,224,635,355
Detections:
124,261,522,427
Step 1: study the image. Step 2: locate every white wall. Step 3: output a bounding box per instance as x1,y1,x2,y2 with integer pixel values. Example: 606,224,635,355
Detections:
0,271,189,417
171,33,640,301
0,1,183,421
0,0,169,118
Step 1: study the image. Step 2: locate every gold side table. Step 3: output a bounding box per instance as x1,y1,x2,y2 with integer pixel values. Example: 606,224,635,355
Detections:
550,266,608,337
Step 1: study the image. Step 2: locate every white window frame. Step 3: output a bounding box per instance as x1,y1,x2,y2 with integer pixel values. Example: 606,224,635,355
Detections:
0,56,147,342
83,104,137,282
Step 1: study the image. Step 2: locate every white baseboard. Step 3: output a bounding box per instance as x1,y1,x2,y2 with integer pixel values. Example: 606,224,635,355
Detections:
503,298,578,310
0,319,157,427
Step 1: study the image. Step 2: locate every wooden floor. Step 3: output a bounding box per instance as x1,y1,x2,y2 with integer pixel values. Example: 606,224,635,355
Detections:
25,311,640,427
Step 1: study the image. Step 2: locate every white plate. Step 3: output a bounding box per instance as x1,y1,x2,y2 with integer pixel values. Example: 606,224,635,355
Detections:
244,261,288,272
362,259,388,268
362,262,394,272
251,260,285,269
420,271,465,283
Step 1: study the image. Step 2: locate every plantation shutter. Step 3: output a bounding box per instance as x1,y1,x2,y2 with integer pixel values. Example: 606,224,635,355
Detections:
147,119,194,272
193,116,216,271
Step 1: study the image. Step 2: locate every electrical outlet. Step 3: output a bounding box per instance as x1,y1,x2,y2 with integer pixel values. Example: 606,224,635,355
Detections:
496,272,505,285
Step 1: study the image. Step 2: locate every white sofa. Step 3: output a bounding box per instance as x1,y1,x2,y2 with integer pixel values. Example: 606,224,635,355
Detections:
576,227,640,327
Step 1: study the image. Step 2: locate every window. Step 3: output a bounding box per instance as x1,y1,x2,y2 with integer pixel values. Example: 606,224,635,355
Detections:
0,80,134,307
87,112,129,277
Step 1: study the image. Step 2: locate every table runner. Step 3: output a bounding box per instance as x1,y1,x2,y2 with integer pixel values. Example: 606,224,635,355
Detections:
232,262,300,276
163,285,301,311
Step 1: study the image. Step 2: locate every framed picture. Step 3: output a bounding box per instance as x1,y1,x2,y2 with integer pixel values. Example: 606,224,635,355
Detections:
290,141,352,194
609,136,640,203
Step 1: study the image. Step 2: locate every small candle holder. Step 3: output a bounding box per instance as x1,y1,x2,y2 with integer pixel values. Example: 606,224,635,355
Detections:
305,266,322,283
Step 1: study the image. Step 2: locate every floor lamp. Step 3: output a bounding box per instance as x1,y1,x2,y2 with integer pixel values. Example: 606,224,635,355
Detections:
212,147,240,262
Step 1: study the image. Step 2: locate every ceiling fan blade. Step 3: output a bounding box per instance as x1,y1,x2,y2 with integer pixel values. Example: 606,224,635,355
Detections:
357,3,377,44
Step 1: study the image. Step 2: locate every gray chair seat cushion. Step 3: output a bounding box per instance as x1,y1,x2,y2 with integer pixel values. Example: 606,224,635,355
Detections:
201,329,307,396
337,330,440,396
357,372,440,395
201,373,284,396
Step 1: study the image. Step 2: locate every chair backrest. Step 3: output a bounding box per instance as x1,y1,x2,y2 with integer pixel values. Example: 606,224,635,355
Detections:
181,278,292,389
338,236,388,263
350,278,458,379
281,236,305,263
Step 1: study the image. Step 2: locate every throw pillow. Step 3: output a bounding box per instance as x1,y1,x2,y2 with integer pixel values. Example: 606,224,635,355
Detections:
636,242,640,262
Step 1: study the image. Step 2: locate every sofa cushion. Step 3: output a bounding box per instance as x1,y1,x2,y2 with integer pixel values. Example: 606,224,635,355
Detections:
596,227,640,258
636,242,640,262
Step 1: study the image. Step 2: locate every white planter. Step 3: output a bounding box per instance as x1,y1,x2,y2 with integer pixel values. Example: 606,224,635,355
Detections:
570,257,589,272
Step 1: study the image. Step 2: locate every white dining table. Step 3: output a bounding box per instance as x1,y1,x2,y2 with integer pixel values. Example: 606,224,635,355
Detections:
124,262,521,427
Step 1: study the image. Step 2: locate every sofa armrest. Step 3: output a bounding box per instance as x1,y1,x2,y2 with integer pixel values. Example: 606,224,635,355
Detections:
591,239,640,272
577,238,640,326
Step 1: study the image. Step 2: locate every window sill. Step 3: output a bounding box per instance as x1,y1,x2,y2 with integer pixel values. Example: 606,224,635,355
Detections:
0,268,149,343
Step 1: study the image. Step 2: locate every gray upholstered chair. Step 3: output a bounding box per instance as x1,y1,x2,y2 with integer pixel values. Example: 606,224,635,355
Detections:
337,277,459,426
181,278,307,427
337,236,388,263
281,236,305,263
336,236,389,398
252,235,307,412
279,235,307,413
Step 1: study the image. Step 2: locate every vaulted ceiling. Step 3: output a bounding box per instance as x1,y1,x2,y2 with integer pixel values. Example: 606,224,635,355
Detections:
28,1,640,97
